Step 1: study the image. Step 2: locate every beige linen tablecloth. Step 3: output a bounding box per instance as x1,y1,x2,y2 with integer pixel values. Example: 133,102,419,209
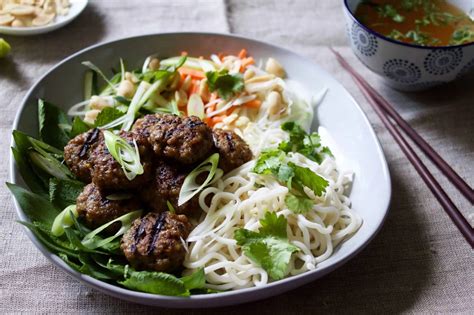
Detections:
1,1,473,313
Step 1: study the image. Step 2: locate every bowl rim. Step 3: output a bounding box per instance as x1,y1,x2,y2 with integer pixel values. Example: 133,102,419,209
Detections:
343,0,474,50
9,32,392,307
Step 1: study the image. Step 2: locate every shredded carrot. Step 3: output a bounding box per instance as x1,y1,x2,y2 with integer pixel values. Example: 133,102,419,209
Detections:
238,49,247,59
244,99,261,109
210,115,225,126
178,67,205,79
242,57,255,68
218,52,225,61
181,51,188,56
226,106,236,116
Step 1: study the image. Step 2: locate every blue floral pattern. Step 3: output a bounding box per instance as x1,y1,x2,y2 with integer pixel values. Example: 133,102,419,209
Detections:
383,59,421,84
423,49,463,75
457,58,474,78
351,23,378,57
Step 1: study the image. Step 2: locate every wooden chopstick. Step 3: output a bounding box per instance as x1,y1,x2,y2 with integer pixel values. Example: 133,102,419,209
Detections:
330,48,474,248
330,49,474,205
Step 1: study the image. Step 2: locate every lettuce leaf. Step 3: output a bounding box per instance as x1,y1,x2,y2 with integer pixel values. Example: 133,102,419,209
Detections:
38,99,70,149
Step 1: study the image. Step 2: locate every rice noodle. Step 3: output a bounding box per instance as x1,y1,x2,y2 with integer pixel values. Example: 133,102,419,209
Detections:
183,60,363,288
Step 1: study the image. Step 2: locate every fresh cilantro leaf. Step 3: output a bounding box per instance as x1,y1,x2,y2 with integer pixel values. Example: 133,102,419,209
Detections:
94,107,125,128
234,212,299,280
252,149,286,175
285,193,314,214
289,162,328,197
206,69,244,100
279,121,332,164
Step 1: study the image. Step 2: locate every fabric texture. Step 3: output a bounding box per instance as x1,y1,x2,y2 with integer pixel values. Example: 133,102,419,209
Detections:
0,0,473,313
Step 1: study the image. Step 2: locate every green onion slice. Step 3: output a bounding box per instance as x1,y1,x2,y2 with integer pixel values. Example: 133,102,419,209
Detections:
103,130,144,181
51,205,78,236
81,210,142,250
82,61,116,92
178,153,223,206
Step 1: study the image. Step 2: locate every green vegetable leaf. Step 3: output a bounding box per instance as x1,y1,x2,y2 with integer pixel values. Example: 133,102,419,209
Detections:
38,100,70,149
279,121,332,164
252,149,286,175
11,144,46,194
120,270,187,296
49,178,84,209
70,117,90,138
234,212,299,280
206,69,244,100
7,182,60,227
285,193,314,214
181,268,206,291
289,163,328,197
94,107,125,128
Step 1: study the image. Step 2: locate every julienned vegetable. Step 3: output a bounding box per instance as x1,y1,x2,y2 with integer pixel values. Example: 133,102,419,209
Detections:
103,130,144,181
0,38,11,58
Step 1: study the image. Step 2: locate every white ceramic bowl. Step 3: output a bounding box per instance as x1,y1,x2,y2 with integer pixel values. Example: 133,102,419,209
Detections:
0,0,87,36
343,0,474,91
10,33,391,308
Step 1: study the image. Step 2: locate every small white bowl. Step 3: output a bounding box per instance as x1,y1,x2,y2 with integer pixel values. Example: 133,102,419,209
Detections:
0,0,87,36
343,0,474,91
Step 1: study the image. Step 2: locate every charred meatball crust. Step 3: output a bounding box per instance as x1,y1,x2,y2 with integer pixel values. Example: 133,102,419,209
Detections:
90,131,153,191
131,114,162,138
148,114,213,164
212,128,253,173
121,212,192,272
140,160,200,216
76,183,141,230
64,128,102,182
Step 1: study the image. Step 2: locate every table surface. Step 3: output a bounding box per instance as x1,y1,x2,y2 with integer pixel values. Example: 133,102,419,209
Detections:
0,0,473,313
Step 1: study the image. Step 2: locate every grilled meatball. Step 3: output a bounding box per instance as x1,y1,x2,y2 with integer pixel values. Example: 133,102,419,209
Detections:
64,128,102,182
121,212,192,272
212,129,253,173
140,160,200,216
131,114,162,138
90,131,153,191
76,183,141,230
148,114,213,164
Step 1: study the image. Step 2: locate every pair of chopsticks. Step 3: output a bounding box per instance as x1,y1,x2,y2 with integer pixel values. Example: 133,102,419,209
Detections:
330,48,474,248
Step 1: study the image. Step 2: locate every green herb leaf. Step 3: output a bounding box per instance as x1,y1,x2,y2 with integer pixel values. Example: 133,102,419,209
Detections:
252,149,286,175
285,193,314,214
119,270,187,296
38,99,70,149
181,268,206,291
94,107,125,128
70,117,91,138
279,122,332,164
289,163,328,197
7,182,60,227
234,212,299,280
49,178,84,209
206,69,244,100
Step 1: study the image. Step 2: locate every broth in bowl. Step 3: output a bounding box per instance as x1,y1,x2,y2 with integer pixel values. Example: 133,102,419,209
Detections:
354,0,474,46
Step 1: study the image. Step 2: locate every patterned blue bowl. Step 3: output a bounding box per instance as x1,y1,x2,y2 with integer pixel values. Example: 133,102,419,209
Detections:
343,0,474,91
